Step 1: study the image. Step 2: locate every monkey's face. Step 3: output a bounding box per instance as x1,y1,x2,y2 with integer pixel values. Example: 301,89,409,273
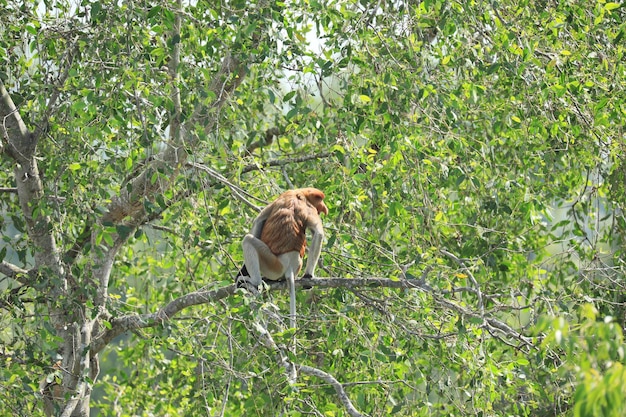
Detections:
314,198,328,216
303,189,328,216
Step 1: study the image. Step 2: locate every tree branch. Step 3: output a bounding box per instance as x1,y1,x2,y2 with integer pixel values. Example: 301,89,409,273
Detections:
252,317,297,385
1,81,32,164
40,41,79,137
91,284,235,354
441,249,485,315
240,127,282,157
188,162,262,210
0,261,32,285
241,151,333,174
91,276,534,354
249,303,366,416
89,33,251,308
1,81,63,277
102,47,249,227
300,365,368,417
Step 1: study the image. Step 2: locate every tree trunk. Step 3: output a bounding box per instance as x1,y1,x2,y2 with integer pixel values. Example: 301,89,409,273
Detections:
41,318,99,417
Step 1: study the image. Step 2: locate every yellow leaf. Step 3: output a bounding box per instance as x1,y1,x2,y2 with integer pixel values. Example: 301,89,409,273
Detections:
605,2,621,11
455,273,468,279
359,94,371,103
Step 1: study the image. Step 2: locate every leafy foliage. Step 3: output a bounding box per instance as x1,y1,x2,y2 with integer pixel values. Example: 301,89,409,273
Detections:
1,0,625,416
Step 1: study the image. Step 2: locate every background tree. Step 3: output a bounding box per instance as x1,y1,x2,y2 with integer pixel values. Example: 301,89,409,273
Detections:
1,0,625,416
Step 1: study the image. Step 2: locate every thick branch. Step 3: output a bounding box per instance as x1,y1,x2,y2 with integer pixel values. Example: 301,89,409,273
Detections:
1,81,63,276
1,81,33,164
91,285,235,354
92,37,250,309
101,51,248,227
92,277,533,355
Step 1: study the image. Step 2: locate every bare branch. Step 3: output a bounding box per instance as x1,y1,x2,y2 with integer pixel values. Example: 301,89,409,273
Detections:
241,151,333,174
91,284,235,354
300,365,368,417
252,318,297,385
1,81,33,164
91,276,533,355
187,162,262,210
1,81,63,276
0,261,32,285
251,300,368,416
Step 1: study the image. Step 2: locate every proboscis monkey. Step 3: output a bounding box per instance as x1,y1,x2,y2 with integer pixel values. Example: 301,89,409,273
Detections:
238,188,328,329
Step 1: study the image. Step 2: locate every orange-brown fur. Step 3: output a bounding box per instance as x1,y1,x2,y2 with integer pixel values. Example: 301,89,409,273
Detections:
260,189,327,257
239,188,328,333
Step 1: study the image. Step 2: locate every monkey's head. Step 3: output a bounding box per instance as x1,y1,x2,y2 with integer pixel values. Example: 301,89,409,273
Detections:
299,187,329,216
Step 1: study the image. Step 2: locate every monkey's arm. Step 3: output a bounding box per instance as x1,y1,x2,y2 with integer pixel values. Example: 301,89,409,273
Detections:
302,219,324,278
250,204,274,237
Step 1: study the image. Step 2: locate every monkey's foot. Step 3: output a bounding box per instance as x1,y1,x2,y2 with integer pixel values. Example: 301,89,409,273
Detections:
301,274,314,290
235,276,260,295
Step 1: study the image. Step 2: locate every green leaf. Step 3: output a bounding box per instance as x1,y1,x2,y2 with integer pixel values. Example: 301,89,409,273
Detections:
283,91,296,102
286,107,298,119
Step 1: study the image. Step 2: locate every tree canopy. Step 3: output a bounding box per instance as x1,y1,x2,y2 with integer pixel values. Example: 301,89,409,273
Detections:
1,0,626,416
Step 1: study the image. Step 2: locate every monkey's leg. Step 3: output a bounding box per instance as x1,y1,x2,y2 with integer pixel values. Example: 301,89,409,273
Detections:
241,234,285,291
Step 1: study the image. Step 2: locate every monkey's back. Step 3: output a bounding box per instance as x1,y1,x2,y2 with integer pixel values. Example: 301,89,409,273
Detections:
260,194,311,257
